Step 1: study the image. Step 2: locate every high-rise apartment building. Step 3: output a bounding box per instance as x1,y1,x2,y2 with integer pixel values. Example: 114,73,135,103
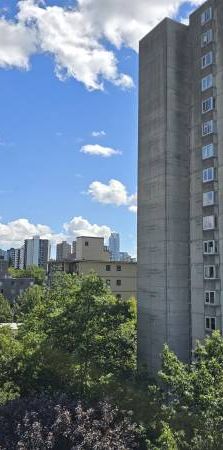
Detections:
138,0,223,374
109,233,120,260
56,241,71,261
24,236,50,270
0,249,7,260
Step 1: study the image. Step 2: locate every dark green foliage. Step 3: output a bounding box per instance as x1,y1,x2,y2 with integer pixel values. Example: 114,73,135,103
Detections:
151,331,223,449
0,294,13,323
2,272,223,448
14,284,45,320
0,273,136,399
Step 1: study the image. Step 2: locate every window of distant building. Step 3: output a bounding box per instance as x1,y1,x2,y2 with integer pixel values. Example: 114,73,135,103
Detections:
116,280,121,286
202,120,215,136
202,167,214,183
202,143,214,159
203,240,217,254
201,52,213,69
201,7,212,25
205,316,216,331
205,291,215,305
106,265,111,271
203,191,214,206
106,279,111,286
203,215,215,230
201,74,213,92
201,29,213,47
202,97,214,114
85,241,89,246
204,265,216,279
116,265,122,271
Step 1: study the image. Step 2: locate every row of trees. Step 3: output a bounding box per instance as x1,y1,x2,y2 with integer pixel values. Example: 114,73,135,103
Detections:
0,272,223,448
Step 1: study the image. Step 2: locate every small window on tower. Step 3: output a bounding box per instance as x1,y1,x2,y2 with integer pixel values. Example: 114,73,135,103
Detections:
205,316,216,331
201,7,212,25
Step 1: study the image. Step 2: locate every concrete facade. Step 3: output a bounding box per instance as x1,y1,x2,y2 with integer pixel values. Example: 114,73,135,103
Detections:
138,18,191,374
56,241,71,261
24,236,50,270
0,278,34,304
48,236,136,301
0,259,8,278
75,236,110,261
138,0,223,375
48,259,136,302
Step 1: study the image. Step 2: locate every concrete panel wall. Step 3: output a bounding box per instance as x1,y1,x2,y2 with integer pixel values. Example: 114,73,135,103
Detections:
138,19,190,375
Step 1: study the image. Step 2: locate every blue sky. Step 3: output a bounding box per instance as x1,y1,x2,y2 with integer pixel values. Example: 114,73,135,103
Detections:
0,0,200,256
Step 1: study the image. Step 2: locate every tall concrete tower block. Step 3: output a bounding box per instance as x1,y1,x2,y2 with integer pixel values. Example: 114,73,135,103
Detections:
138,0,223,375
137,19,191,374
189,0,223,348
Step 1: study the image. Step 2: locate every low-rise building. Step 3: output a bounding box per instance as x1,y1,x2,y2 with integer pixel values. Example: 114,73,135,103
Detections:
48,236,136,301
0,278,34,304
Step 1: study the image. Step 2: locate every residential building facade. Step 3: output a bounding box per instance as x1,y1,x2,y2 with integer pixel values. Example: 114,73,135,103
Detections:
56,241,71,261
75,236,110,261
138,0,223,374
0,259,8,278
24,236,50,270
48,236,136,301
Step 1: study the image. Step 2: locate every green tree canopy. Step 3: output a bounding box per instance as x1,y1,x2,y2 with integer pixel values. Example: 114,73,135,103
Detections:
0,273,136,399
15,284,45,320
8,265,45,285
20,273,136,396
151,331,223,449
0,294,13,323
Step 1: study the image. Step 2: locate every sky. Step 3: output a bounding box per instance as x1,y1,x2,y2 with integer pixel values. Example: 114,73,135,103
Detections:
0,0,203,257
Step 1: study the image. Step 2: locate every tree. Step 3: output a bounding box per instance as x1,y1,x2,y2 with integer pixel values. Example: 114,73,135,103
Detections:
0,327,21,405
0,294,13,323
14,284,45,320
0,395,145,449
8,266,45,285
153,331,223,449
1,273,136,398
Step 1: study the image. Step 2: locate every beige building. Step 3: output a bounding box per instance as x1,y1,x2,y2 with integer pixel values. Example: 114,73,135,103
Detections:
49,236,136,301
75,236,110,261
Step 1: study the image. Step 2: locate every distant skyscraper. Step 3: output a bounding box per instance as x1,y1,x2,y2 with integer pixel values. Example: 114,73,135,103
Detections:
56,241,71,260
109,233,120,261
0,249,7,260
6,247,24,268
6,248,16,267
24,236,50,270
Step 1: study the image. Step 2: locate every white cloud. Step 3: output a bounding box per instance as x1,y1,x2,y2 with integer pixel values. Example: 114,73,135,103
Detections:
80,144,121,158
88,179,137,212
91,130,106,137
128,205,137,213
0,216,112,248
0,17,37,69
0,218,62,248
63,216,112,239
9,0,133,90
0,0,203,90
